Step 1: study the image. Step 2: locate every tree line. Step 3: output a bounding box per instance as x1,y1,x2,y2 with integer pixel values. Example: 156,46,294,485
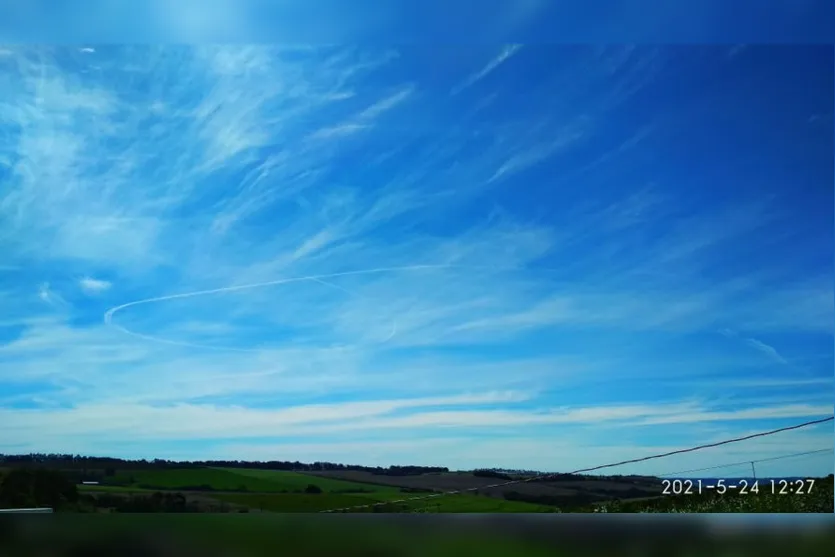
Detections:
0,468,79,510
0,453,449,475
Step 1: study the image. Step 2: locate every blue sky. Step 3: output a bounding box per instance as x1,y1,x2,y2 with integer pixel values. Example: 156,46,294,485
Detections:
2,1,834,43
0,44,832,477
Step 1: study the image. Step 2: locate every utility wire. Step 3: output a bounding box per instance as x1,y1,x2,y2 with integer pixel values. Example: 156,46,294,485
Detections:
658,448,833,477
319,415,835,512
563,416,834,475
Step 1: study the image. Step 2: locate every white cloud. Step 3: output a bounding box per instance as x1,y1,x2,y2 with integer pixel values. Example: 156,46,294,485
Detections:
1,397,830,475
719,329,789,364
307,123,369,141
79,277,112,293
487,118,589,184
36,283,67,308
705,378,833,388
357,86,414,120
2,397,822,444
452,44,522,95
632,404,832,426
305,86,414,142
744,337,787,365
37,283,51,303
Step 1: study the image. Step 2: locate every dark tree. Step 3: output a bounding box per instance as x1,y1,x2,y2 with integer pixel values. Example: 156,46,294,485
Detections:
304,484,323,494
0,468,78,510
473,469,512,480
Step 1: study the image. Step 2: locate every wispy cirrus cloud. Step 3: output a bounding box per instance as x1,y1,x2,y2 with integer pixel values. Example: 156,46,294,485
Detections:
306,85,414,142
36,283,67,308
743,338,788,365
451,44,522,95
719,329,788,365
0,45,831,475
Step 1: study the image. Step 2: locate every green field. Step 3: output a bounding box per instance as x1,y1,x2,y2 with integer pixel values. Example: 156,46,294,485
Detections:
211,491,554,513
417,494,555,512
349,489,420,500
12,464,831,514
106,467,284,491
211,467,399,493
78,484,155,494
104,467,394,494
211,492,378,512
87,467,558,512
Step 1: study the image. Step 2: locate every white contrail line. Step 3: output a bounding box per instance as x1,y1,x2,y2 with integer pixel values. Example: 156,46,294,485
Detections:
103,264,514,351
306,277,355,297
104,264,447,324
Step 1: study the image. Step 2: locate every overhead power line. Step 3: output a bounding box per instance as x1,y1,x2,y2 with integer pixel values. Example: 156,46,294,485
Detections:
565,416,835,475
319,415,835,513
658,448,834,478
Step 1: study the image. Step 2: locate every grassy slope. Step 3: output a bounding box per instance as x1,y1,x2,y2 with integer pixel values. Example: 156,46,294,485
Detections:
77,470,835,513
6,465,833,514
106,467,402,492
212,491,554,513
107,468,289,491
304,469,662,503
95,467,553,512
212,467,398,493
408,494,556,513
79,484,156,493
211,492,376,512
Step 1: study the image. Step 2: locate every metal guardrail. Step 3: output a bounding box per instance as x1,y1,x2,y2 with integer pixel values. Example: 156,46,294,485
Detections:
0,508,54,513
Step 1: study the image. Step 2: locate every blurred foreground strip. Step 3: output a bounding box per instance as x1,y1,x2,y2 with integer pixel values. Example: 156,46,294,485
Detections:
1,514,834,557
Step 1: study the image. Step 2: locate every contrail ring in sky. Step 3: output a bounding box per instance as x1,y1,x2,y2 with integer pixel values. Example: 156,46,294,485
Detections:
102,264,491,353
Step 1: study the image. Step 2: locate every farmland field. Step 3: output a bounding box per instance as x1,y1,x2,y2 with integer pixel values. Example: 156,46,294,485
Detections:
93,467,555,512
7,463,831,514
78,484,156,493
400,494,555,513
211,492,379,512
78,466,561,512
74,469,834,513
103,467,396,494
305,469,662,501
106,467,291,491
210,467,400,494
211,491,554,513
